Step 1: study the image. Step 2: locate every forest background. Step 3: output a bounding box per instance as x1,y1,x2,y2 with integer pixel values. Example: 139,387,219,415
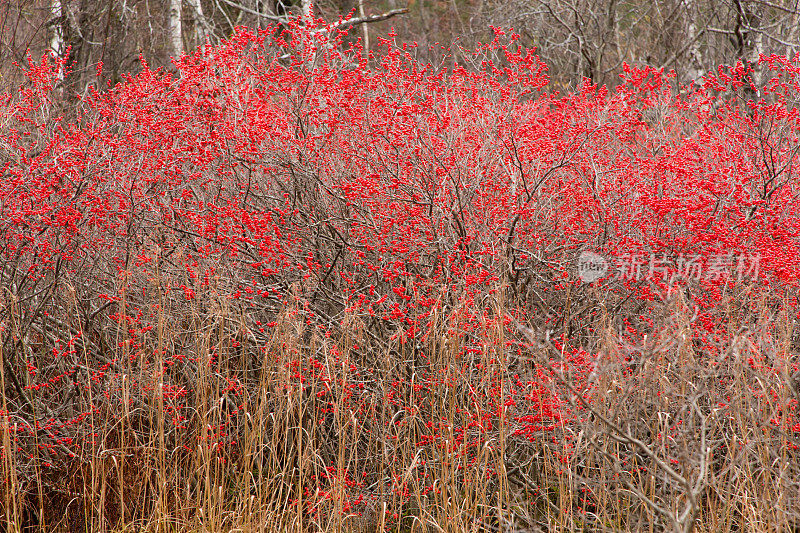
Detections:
5,0,800,91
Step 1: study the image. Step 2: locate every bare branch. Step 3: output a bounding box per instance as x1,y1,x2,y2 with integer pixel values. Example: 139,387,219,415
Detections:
327,8,410,32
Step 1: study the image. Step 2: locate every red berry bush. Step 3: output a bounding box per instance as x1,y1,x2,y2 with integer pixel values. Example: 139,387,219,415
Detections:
1,19,799,532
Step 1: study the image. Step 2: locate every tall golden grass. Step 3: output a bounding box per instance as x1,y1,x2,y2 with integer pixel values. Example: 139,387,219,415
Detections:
1,282,799,533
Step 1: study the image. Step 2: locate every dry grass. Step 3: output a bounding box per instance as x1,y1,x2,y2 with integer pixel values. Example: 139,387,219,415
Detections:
1,282,799,533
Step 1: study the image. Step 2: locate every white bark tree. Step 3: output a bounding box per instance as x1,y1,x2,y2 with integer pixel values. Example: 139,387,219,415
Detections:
301,0,313,24
168,0,183,57
49,0,65,81
358,0,370,56
681,0,706,82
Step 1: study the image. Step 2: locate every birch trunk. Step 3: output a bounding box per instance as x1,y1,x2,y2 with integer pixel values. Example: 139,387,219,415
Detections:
50,0,65,80
358,0,370,56
168,0,183,57
743,1,764,90
301,0,313,24
681,0,705,82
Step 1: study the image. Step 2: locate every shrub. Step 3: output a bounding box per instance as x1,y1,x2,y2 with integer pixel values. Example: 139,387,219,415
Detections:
1,20,799,532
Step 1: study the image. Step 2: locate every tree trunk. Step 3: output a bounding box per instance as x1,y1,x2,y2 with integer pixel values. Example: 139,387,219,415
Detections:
50,0,65,81
681,0,705,82
734,0,764,92
358,0,370,56
169,0,183,57
185,0,209,48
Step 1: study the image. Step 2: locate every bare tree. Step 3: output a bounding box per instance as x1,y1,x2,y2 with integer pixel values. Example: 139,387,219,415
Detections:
49,0,65,70
169,0,183,57
484,0,800,87
186,0,210,46
1,0,409,97
5,0,800,97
